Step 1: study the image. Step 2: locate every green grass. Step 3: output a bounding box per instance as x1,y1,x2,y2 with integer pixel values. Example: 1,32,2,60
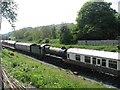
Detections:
49,43,119,52
14,39,119,52
1,49,107,88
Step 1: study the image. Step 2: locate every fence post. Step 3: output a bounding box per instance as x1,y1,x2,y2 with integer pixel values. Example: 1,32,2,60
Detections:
0,0,4,89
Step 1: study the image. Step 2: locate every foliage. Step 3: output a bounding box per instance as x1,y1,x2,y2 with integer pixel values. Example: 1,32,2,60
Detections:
41,38,50,43
116,14,120,36
36,38,43,43
75,1,117,40
40,26,52,39
51,27,56,39
49,43,119,52
2,0,120,44
1,1,17,27
1,49,106,88
11,23,74,43
60,24,73,44
49,39,59,44
1,34,9,40
13,29,27,39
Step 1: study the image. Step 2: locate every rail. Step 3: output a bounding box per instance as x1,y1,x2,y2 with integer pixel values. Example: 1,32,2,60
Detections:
2,69,26,90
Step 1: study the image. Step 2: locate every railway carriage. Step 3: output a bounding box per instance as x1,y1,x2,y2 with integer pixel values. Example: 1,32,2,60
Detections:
66,48,120,76
2,40,16,49
15,42,32,52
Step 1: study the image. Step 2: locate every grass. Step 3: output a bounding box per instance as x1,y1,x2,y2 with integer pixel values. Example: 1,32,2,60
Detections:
14,39,119,52
1,49,107,88
49,43,119,52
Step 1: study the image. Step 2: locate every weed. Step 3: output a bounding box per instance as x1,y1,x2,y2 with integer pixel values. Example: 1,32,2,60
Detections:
2,49,106,88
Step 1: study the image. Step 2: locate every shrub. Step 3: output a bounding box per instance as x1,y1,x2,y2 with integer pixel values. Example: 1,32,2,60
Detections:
12,62,18,68
44,38,49,43
41,38,49,43
36,38,42,43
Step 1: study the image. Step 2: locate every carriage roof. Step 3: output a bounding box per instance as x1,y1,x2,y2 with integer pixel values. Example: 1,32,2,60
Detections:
15,42,32,46
67,48,120,60
2,40,16,44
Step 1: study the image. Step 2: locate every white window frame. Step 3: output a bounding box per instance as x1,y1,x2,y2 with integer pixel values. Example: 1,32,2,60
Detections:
96,58,101,66
117,61,120,70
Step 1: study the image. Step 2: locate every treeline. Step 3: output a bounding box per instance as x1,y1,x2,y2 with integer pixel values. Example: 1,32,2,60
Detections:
2,23,74,44
2,0,120,44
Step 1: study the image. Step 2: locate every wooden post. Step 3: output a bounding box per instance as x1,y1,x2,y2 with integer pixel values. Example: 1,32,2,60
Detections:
0,0,4,89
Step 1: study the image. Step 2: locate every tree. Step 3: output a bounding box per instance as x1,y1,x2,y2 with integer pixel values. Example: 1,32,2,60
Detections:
75,1,117,40
24,31,32,41
40,26,52,39
1,0,17,29
31,28,41,41
51,27,56,39
60,25,73,44
116,14,120,36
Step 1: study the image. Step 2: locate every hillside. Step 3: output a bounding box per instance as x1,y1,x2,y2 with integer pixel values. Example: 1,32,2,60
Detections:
1,23,74,40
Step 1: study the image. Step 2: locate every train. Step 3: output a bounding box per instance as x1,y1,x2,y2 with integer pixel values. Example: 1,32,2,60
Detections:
1,40,120,77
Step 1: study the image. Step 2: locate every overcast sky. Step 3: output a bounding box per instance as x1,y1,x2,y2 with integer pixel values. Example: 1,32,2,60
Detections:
0,0,119,34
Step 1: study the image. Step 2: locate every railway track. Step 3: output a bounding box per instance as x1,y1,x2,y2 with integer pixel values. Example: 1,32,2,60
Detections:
32,54,120,89
2,48,120,89
2,69,26,90
22,52,120,89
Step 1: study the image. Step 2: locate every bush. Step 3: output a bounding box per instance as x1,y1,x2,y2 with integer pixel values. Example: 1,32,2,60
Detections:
36,38,43,43
12,62,18,68
49,39,59,44
41,38,49,43
27,36,32,41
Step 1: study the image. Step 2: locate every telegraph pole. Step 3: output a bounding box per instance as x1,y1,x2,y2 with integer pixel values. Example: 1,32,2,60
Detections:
0,0,3,89
118,1,120,49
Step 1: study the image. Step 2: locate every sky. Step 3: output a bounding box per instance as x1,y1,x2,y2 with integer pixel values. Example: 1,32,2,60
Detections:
0,0,119,34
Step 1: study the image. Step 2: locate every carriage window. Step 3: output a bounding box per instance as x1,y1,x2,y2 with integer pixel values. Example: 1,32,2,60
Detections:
76,54,80,61
102,59,106,67
67,54,69,58
85,56,91,63
109,60,117,69
93,57,96,64
97,59,101,64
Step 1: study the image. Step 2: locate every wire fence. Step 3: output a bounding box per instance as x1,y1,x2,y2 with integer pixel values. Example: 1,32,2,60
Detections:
78,40,118,46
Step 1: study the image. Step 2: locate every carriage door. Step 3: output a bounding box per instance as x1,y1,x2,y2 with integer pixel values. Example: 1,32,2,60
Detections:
97,58,101,66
